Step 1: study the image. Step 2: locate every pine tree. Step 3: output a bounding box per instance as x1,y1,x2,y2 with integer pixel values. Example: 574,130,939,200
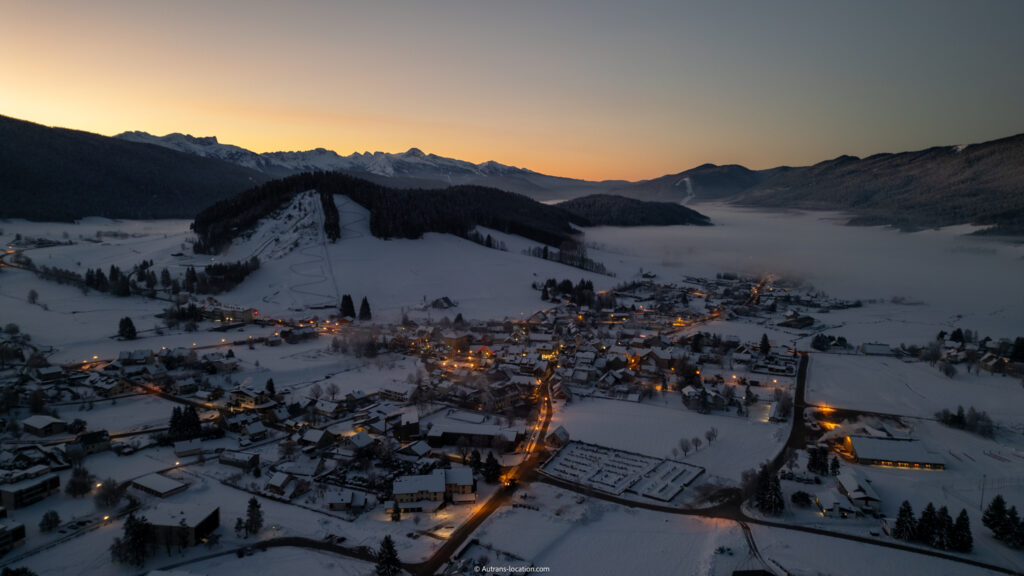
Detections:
935,506,954,550
245,497,264,537
234,517,245,538
760,333,771,356
358,297,372,321
917,502,938,545
1005,506,1022,547
340,294,355,318
265,378,276,396
893,500,917,542
375,535,401,576
169,406,183,440
469,449,482,472
391,500,401,522
952,508,973,552
983,494,1009,539
110,513,153,567
483,451,500,483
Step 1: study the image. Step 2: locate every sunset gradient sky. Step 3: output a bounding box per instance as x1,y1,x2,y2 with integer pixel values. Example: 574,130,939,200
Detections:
3,0,1023,180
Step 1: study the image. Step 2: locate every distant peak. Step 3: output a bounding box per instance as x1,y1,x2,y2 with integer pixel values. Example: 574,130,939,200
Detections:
403,147,426,157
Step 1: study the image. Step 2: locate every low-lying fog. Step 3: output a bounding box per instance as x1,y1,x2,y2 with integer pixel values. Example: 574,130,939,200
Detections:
584,203,1024,338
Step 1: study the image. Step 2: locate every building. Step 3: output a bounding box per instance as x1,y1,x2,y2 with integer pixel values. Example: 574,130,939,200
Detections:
844,436,944,470
835,469,882,513
147,504,220,548
20,415,66,437
0,470,59,509
174,439,204,458
0,520,26,556
130,473,187,498
218,451,259,472
71,430,111,455
392,468,477,511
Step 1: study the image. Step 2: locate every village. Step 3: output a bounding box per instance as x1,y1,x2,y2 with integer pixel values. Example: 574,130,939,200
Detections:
1,240,1023,575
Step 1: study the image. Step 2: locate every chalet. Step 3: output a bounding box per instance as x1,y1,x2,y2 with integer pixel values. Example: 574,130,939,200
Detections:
35,365,64,382
836,469,881,513
203,304,258,323
392,467,477,511
244,421,268,442
92,377,135,398
147,504,220,548
298,428,332,449
173,439,203,458
547,425,570,448
21,415,66,437
218,451,259,472
266,472,294,496
815,491,858,519
71,430,111,455
130,473,187,498
843,436,944,470
327,489,369,512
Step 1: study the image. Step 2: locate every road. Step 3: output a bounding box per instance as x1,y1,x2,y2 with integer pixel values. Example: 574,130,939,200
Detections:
407,381,554,576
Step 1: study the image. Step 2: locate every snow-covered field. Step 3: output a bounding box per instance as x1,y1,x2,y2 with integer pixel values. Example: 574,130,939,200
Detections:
806,353,1024,427
549,396,788,484
466,484,748,576
751,524,999,576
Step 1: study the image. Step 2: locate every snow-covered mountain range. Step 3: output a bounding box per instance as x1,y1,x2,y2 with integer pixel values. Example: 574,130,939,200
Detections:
116,131,612,201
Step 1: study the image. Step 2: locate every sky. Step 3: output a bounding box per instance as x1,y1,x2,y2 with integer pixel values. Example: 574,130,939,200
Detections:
2,0,1023,181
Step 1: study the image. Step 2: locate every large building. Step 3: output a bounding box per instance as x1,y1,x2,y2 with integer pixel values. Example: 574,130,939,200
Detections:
392,467,477,512
0,466,60,509
0,520,26,556
147,504,220,548
130,473,188,498
844,436,944,470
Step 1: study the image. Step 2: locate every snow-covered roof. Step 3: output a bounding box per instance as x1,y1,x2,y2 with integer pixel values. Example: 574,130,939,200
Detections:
393,469,445,496
444,467,474,487
131,473,186,496
847,436,942,466
20,415,65,429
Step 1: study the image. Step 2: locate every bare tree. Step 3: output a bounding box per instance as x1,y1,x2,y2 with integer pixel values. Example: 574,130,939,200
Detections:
693,436,703,452
679,437,692,457
705,427,718,445
326,382,340,401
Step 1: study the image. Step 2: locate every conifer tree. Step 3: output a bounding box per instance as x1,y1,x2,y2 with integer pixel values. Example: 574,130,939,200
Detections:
893,500,917,542
340,294,355,318
245,497,264,537
358,297,372,321
952,508,973,552
483,451,500,483
375,535,401,576
917,502,938,546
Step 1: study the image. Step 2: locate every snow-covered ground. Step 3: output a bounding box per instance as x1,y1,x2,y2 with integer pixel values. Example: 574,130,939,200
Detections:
465,483,749,575
751,524,999,576
549,396,788,484
806,353,1024,428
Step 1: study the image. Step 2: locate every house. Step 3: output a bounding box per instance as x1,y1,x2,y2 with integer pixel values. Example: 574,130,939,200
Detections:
174,439,203,458
219,451,259,472
836,469,881,513
266,472,294,496
547,426,570,448
244,421,268,442
815,491,858,519
21,415,66,437
130,473,187,498
71,430,111,455
298,428,332,449
392,468,477,511
35,366,64,382
147,504,220,548
93,377,135,398
327,489,369,512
